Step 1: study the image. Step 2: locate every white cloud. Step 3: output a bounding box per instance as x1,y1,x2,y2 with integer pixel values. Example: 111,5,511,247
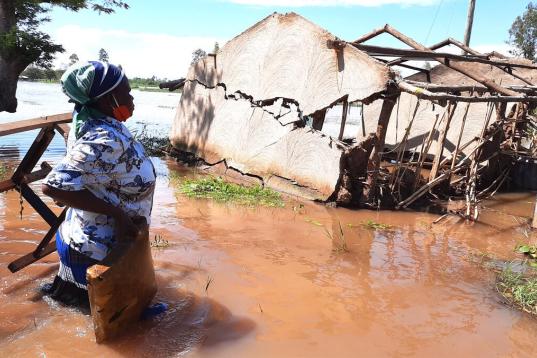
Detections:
222,0,437,6
52,25,225,79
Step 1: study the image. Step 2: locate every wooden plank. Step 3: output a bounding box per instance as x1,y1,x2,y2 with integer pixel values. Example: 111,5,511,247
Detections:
0,162,52,193
87,220,157,343
18,183,58,226
398,81,537,103
0,113,72,137
7,241,57,273
12,126,55,182
429,102,457,181
7,208,66,273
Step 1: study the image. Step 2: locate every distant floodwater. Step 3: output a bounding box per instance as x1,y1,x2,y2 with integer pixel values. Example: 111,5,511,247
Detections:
0,81,181,162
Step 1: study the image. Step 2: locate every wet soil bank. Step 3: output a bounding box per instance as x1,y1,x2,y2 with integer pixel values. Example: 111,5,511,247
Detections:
2,160,537,357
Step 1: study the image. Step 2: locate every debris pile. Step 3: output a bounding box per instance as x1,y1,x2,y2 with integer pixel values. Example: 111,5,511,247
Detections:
170,13,537,220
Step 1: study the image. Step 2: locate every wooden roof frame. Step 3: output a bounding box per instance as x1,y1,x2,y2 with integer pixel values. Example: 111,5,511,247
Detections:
345,24,537,103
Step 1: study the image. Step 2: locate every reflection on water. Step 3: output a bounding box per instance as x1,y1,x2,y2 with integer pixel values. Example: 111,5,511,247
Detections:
2,165,537,357
2,83,537,357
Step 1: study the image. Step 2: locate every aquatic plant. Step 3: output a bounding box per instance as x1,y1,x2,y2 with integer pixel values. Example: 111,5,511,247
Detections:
497,266,537,315
150,234,169,249
177,176,285,208
0,162,8,180
359,220,392,231
323,221,349,253
133,124,171,157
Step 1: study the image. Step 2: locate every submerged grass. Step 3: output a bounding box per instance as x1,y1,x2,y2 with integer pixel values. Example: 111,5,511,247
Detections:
323,221,349,253
0,162,8,180
133,125,171,157
497,266,537,315
175,175,285,208
357,220,392,231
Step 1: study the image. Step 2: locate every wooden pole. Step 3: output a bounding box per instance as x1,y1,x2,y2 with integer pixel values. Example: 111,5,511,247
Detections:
338,100,349,140
463,0,477,52
362,86,399,203
430,101,458,181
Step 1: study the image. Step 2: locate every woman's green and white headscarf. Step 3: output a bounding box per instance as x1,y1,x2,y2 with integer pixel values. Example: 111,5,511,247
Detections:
61,61,125,138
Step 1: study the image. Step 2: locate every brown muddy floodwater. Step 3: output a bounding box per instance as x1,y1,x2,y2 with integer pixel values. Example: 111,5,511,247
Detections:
2,159,537,357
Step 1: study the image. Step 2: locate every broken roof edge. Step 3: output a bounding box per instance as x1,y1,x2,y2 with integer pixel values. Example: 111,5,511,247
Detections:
203,12,396,116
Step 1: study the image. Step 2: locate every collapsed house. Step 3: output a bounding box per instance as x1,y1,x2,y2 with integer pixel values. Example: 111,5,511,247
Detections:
170,13,537,218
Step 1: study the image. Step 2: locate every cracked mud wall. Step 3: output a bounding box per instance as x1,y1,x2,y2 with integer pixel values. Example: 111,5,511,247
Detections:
171,12,394,201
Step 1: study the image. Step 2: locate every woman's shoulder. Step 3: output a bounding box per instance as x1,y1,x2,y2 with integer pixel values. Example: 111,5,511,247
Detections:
78,116,126,145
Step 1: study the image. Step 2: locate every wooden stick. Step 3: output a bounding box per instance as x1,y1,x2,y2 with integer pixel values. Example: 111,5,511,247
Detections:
450,102,472,172
430,101,458,181
413,112,441,190
338,100,349,140
362,86,399,202
390,99,421,189
398,81,537,103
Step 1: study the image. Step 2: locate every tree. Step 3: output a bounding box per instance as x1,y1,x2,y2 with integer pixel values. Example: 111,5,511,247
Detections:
508,2,537,61
0,1,128,113
191,48,207,65
68,53,79,65
98,48,109,63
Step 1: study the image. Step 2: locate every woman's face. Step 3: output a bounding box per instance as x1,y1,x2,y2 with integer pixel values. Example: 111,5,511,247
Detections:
112,77,135,114
94,77,135,120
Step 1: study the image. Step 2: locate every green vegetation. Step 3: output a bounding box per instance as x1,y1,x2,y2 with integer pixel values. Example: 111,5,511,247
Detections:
0,162,9,180
133,125,170,157
497,266,537,315
1,1,128,112
174,175,285,208
509,2,537,61
323,221,349,253
130,76,171,92
359,220,392,231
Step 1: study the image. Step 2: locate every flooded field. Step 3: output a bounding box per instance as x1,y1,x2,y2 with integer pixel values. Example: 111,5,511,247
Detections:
2,83,537,357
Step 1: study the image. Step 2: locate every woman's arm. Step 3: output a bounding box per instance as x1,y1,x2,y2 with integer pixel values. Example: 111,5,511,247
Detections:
42,184,138,239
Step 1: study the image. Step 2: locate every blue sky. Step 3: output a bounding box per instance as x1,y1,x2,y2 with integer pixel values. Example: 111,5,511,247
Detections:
43,0,530,78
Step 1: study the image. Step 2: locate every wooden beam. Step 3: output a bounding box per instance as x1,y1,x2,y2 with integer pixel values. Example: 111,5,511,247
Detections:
338,100,349,140
353,43,537,72
0,113,72,137
362,85,399,203
312,108,327,130
398,81,537,103
353,25,388,44
404,80,537,94
429,101,457,181
0,162,52,193
8,209,66,273
354,25,523,96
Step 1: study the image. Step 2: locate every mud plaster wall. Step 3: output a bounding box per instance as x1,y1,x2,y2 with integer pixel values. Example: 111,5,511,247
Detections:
170,12,392,200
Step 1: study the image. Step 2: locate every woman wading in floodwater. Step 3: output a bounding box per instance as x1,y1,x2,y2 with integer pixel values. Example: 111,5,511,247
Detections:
41,61,156,307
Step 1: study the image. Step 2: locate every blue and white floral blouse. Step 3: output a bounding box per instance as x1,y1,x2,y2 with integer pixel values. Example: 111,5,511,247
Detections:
44,115,156,261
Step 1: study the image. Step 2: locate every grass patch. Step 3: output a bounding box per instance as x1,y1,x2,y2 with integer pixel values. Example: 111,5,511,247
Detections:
357,220,392,231
176,176,285,208
0,162,11,180
497,266,537,315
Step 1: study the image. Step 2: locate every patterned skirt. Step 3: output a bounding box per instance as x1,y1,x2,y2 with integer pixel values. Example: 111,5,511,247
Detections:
45,231,99,307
